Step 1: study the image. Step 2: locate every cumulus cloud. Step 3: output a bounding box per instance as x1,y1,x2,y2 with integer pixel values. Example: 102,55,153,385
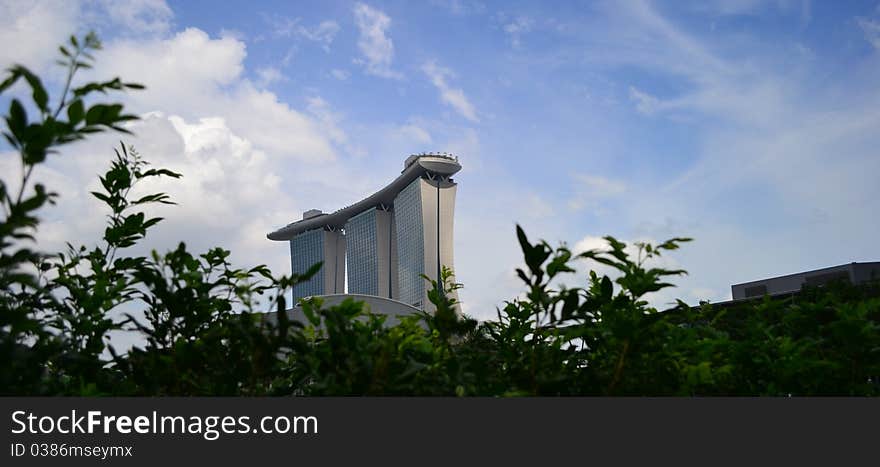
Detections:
0,0,80,72
90,28,337,162
421,61,479,122
10,113,296,284
1,2,351,286
353,2,402,79
0,0,173,74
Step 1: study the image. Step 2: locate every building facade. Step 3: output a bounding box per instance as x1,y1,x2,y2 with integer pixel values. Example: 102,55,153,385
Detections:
394,177,457,309
269,153,461,311
731,262,880,300
345,207,397,298
289,227,345,300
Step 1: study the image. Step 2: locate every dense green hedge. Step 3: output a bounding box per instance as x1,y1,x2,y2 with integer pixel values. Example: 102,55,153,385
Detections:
2,34,878,396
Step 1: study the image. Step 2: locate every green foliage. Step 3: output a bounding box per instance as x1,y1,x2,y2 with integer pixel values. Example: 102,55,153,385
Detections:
1,33,142,394
2,34,878,396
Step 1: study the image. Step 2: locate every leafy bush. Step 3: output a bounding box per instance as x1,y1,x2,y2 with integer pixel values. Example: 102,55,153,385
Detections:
2,34,878,396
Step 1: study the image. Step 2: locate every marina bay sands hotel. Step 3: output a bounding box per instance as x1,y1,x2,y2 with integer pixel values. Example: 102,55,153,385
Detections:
267,153,461,312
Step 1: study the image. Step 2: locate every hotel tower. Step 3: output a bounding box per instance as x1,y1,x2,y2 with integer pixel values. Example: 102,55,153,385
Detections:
267,153,461,312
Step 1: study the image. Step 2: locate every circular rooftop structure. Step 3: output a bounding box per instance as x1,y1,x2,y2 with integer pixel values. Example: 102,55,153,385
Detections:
267,154,461,241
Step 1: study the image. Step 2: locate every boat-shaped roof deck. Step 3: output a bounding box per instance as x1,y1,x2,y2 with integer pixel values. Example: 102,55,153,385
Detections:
267,154,461,241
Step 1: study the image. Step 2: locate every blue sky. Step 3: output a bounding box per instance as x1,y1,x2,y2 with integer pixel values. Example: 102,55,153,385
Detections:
2,0,880,319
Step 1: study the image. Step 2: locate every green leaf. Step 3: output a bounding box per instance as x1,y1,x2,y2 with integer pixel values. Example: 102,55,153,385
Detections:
139,168,182,179
67,99,85,125
85,103,123,126
516,224,532,253
20,67,49,113
0,68,22,94
600,275,613,300
7,99,27,138
91,191,110,204
547,249,574,277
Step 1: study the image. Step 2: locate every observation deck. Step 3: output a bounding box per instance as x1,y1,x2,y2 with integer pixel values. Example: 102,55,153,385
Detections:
267,153,461,241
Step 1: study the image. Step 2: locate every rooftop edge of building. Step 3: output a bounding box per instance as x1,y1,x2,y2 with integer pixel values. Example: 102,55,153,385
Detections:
267,154,461,241
730,261,880,288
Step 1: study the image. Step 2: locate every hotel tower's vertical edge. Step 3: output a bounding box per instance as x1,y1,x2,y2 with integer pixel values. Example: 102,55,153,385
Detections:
267,153,461,313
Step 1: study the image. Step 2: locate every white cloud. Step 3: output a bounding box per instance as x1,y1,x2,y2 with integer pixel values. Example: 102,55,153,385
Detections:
568,174,626,211
347,120,434,161
94,0,173,36
629,86,661,115
306,96,348,146
18,113,297,287
264,15,340,51
691,0,812,25
301,20,341,48
693,0,774,16
442,127,482,170
857,17,880,51
255,66,283,87
1,2,350,297
331,68,350,80
0,0,79,73
523,193,555,219
503,16,533,47
566,0,880,304
395,123,433,145
219,28,246,41
421,61,479,122
90,28,337,162
353,2,402,79
430,0,487,16
96,27,246,96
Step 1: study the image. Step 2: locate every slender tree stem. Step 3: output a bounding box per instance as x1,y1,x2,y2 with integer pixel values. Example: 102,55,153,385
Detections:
53,49,81,120
15,164,35,206
608,339,630,394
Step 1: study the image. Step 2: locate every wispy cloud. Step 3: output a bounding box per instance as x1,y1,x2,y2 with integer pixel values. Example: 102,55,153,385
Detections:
264,14,340,51
306,97,347,146
353,3,402,79
330,69,350,81
546,0,880,301
502,15,533,47
94,0,174,36
394,123,432,145
628,86,661,115
568,174,626,211
255,66,283,87
857,17,880,51
421,60,479,122
430,0,487,16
